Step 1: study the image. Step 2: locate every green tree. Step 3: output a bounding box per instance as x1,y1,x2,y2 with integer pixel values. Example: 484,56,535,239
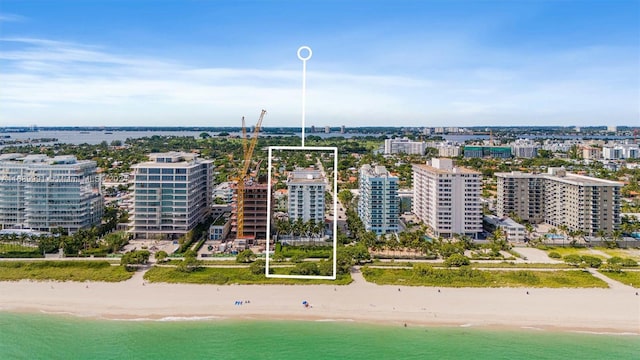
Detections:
155,250,168,263
121,250,150,270
249,259,266,275
563,254,582,267
444,253,471,267
292,262,319,275
235,249,256,263
176,250,201,272
580,255,602,268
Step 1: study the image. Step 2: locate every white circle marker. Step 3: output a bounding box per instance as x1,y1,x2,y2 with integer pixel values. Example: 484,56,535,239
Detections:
297,46,313,61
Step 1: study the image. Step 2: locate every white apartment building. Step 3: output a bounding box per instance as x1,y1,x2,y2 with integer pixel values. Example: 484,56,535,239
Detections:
511,139,540,158
433,142,462,157
412,158,482,238
496,168,621,235
287,168,326,224
603,145,640,160
384,138,427,155
0,154,103,233
602,147,623,160
213,181,233,203
131,152,212,239
484,215,526,242
358,165,399,235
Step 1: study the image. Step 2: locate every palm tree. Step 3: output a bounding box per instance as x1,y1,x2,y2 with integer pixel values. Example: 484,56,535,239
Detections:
611,230,623,248
524,223,534,241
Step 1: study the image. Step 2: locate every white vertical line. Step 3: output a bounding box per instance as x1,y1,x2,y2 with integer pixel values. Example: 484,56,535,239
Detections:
265,147,272,275
301,59,306,147
333,148,338,279
297,46,312,148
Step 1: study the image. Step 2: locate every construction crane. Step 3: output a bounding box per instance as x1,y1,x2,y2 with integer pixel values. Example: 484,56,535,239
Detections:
236,109,267,239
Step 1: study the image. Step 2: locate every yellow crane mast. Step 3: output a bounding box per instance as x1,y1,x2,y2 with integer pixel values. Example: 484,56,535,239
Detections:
236,109,267,239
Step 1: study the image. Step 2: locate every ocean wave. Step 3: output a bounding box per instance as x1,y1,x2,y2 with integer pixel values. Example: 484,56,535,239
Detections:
39,310,94,318
569,330,639,336
521,326,544,331
104,315,225,322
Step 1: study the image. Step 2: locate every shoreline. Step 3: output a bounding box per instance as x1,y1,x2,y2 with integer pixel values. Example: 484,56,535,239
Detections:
3,308,638,337
1,273,638,334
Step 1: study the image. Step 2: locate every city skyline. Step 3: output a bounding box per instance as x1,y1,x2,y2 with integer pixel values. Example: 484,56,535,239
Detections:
1,1,638,127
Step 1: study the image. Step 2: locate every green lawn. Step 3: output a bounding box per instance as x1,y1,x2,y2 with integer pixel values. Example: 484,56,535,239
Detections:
0,261,133,282
361,266,608,288
369,261,570,269
599,271,640,288
0,243,43,258
599,249,640,261
469,262,571,269
544,247,607,259
144,266,352,285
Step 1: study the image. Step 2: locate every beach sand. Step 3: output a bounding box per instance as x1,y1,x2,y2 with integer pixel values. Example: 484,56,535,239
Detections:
1,269,638,333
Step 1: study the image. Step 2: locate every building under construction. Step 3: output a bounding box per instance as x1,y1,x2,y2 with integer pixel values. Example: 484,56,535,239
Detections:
230,180,271,242
229,109,271,244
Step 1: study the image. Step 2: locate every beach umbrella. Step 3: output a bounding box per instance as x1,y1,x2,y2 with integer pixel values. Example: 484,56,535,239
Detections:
302,301,308,305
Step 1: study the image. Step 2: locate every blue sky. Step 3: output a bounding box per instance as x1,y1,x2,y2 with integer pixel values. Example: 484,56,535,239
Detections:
0,0,638,127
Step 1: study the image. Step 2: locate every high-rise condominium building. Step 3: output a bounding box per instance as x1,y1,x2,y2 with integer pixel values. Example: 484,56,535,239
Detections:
384,138,427,155
131,152,212,239
496,172,545,224
287,168,326,224
496,168,621,235
0,154,103,233
358,165,399,235
511,139,540,158
412,158,482,238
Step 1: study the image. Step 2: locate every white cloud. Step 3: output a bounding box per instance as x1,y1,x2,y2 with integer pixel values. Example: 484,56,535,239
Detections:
0,37,637,127
0,13,26,23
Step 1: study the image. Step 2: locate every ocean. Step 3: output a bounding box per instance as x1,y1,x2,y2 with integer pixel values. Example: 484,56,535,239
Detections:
0,312,637,359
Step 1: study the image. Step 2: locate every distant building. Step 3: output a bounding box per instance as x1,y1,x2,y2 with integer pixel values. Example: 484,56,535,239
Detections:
131,152,212,239
607,125,617,132
358,165,399,235
582,146,602,160
287,168,326,224
412,158,482,238
496,169,622,235
602,147,623,160
603,145,639,160
325,126,331,134
384,138,427,155
0,154,103,234
340,125,346,134
511,139,540,158
464,146,511,159
435,142,461,157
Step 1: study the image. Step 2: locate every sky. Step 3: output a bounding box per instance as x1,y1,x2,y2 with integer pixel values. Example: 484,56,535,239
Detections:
0,0,638,128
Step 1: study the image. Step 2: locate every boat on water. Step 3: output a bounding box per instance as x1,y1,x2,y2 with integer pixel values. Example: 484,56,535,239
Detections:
79,131,90,134
104,132,113,134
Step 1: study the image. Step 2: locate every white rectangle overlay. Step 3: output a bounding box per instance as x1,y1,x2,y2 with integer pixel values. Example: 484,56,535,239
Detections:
266,146,338,280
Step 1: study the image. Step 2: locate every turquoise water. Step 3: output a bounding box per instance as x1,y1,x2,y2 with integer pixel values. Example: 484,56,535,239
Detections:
0,312,637,359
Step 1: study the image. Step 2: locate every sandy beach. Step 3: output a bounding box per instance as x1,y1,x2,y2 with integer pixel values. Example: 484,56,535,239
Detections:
1,268,638,334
